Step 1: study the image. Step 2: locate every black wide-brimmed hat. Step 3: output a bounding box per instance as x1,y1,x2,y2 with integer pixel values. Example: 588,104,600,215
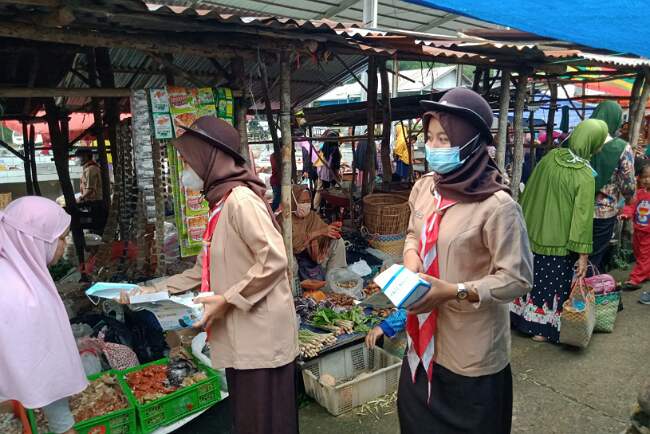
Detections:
420,88,494,139
176,116,245,165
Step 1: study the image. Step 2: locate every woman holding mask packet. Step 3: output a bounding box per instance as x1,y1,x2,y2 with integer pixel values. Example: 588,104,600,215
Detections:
397,88,533,433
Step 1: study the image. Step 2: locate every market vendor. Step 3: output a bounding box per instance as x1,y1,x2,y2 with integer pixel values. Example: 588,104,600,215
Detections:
398,88,533,434
146,116,299,434
291,184,347,281
0,196,88,434
74,147,107,234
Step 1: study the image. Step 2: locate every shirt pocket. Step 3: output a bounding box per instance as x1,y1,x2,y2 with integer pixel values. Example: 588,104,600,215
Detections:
444,225,488,282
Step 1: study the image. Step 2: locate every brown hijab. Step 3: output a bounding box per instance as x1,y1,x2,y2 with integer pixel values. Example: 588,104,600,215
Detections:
173,117,279,229
290,185,331,262
423,111,509,203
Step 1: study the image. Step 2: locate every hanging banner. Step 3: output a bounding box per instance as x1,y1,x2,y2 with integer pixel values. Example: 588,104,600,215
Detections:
137,86,235,257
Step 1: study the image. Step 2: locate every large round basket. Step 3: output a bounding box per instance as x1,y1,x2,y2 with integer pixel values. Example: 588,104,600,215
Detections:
363,193,410,235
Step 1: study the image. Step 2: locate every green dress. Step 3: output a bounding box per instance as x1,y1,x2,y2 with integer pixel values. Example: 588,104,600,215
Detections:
590,101,627,193
519,118,608,256
511,119,608,342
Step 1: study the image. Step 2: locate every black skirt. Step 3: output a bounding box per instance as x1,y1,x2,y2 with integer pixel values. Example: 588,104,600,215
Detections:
225,361,299,434
397,361,512,434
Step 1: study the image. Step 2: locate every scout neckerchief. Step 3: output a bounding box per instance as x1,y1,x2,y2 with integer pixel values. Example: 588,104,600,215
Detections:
405,190,457,401
200,194,229,293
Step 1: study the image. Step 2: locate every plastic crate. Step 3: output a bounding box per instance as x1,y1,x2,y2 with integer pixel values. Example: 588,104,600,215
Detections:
121,357,221,434
301,343,402,416
27,372,136,434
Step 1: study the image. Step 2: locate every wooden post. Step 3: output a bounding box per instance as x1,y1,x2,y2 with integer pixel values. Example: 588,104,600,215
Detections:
87,49,111,209
96,47,120,193
260,62,281,166
231,57,251,162
21,121,34,195
511,72,529,201
363,57,378,196
378,59,393,183
496,69,511,171
279,52,295,291
45,100,85,267
629,71,644,124
545,81,558,150
628,69,650,149
28,124,40,195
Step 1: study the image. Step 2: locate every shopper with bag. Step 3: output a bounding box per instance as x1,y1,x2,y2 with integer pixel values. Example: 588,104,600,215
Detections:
0,197,88,434
589,101,636,270
398,88,534,434
147,116,299,434
511,119,609,343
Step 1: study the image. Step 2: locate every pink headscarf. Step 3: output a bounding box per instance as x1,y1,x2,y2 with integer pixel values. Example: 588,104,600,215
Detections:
0,197,87,408
0,196,70,293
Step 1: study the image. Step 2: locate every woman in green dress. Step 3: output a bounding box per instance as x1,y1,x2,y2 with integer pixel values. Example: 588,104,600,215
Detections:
511,119,608,343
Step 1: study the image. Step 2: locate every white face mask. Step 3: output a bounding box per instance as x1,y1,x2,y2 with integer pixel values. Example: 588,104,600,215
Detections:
181,166,204,191
295,203,311,218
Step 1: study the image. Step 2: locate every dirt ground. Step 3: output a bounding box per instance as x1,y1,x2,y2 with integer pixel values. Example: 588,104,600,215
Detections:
180,273,649,434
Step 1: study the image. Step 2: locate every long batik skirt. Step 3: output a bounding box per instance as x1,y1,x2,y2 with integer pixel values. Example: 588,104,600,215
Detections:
397,361,513,434
510,253,575,343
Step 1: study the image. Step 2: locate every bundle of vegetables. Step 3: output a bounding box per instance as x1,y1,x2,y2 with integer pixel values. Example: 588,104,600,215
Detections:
298,329,336,359
294,296,334,323
310,307,375,334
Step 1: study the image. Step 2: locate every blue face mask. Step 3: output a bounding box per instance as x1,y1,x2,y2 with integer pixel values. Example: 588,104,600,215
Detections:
425,134,480,174
425,147,462,174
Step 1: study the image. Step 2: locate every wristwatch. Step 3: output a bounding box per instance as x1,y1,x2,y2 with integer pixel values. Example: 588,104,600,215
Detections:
456,283,469,301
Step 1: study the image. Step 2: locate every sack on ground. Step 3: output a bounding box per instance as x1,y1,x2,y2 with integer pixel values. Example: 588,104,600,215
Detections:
559,279,596,348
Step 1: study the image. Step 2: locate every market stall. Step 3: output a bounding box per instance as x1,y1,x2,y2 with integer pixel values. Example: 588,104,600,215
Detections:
3,0,650,427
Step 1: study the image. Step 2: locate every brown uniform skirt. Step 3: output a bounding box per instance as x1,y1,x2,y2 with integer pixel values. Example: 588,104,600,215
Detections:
225,361,299,434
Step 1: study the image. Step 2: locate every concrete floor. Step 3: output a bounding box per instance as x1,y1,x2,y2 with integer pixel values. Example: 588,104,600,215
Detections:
300,276,649,434
180,275,649,434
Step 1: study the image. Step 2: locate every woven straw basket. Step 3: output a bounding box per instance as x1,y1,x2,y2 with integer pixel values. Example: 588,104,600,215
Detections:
363,194,410,236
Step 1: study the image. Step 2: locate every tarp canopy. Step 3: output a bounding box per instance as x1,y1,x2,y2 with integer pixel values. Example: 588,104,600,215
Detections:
405,0,650,58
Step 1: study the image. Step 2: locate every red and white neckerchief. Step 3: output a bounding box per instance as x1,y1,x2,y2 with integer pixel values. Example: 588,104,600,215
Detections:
405,190,457,400
200,194,229,293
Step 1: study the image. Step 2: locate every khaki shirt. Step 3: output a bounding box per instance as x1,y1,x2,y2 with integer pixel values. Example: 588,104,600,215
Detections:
155,186,299,370
405,175,533,377
80,163,102,202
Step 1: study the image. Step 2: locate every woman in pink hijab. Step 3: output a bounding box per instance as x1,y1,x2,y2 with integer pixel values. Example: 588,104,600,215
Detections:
0,196,87,434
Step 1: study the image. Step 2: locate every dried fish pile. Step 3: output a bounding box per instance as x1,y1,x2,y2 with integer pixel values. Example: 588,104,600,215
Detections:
70,375,129,422
0,412,22,434
32,374,129,432
126,350,208,404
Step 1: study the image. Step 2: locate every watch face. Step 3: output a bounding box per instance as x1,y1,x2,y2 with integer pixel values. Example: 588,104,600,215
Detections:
457,288,469,300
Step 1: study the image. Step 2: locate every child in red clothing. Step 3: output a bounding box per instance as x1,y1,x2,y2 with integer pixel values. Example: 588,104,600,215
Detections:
621,163,650,289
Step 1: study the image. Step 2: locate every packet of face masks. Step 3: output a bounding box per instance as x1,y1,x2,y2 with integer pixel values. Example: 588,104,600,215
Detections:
373,264,431,308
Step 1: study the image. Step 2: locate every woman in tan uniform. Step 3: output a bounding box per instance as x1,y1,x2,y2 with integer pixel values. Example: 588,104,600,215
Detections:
152,116,299,434
398,88,533,433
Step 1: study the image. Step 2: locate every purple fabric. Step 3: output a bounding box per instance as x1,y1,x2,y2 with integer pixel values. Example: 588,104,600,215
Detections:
0,196,87,408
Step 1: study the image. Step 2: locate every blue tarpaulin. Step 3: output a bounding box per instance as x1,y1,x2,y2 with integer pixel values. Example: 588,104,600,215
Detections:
405,0,650,58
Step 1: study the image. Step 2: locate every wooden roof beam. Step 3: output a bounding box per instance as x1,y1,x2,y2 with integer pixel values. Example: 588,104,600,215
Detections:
0,22,256,59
